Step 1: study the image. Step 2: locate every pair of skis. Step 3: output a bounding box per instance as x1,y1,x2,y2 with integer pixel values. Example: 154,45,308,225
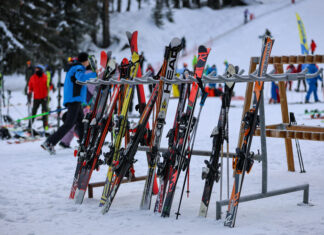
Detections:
224,36,274,227
140,37,183,210
156,45,211,218
99,31,144,207
199,64,237,217
101,37,183,214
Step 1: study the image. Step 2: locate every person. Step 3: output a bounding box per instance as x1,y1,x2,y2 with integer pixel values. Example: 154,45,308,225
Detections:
249,13,255,21
295,64,307,92
286,64,297,91
244,9,249,24
205,64,220,96
269,81,280,104
58,83,95,148
181,37,187,56
41,52,98,154
146,64,155,94
192,55,197,72
139,51,146,70
224,60,229,71
258,29,272,39
310,39,317,55
25,61,34,95
28,65,51,131
305,64,322,103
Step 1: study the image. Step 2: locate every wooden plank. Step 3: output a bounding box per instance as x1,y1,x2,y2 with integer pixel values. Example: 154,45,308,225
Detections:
275,63,295,172
87,176,147,198
252,55,324,65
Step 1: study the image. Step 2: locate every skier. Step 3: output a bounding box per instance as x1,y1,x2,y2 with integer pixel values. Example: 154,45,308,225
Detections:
258,29,272,39
181,36,187,56
28,65,51,131
244,9,249,24
295,64,307,92
269,81,280,104
286,64,297,91
310,39,317,55
224,60,229,71
192,55,197,71
41,52,98,154
25,60,34,95
58,84,95,148
139,51,146,70
305,64,322,103
205,64,220,96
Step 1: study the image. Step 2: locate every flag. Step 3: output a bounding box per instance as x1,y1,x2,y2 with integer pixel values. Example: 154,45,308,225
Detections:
296,13,309,55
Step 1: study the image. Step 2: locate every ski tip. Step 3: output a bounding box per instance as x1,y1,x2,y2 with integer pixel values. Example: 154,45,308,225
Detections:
170,37,182,48
107,51,112,58
126,31,132,41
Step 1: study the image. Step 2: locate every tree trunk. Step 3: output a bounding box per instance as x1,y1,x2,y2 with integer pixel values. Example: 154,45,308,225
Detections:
173,0,180,8
207,0,220,9
127,0,131,11
117,0,122,12
137,0,141,9
183,0,190,8
102,0,110,47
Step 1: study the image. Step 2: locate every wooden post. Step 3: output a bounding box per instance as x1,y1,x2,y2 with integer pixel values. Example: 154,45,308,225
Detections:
237,57,258,148
275,63,295,171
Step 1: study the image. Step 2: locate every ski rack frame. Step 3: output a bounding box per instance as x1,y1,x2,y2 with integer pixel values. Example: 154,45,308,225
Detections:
214,54,324,222
76,68,322,86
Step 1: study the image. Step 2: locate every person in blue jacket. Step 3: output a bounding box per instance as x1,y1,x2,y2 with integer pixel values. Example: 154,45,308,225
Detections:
305,64,322,103
41,52,97,154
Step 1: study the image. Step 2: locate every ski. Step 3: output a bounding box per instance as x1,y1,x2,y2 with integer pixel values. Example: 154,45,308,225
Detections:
161,45,210,217
126,31,159,195
224,36,274,227
99,32,142,206
140,38,182,210
69,51,111,199
199,64,237,217
154,76,190,213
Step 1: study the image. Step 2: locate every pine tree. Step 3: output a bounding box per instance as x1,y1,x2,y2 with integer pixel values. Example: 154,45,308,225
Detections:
153,0,163,27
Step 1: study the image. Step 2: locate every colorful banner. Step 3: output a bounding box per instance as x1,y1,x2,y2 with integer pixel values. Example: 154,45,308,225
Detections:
296,13,309,55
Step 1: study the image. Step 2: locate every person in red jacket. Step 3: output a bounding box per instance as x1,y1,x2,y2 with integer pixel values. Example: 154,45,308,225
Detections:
286,64,297,91
28,65,51,130
310,39,317,55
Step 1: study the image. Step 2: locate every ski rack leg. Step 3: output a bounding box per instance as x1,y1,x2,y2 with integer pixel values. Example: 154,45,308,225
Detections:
259,91,267,194
216,184,310,220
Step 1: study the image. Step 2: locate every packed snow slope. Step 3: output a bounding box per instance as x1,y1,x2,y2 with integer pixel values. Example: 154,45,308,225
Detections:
1,0,324,234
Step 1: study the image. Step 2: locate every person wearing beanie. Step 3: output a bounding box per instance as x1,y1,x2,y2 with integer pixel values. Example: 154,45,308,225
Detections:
41,52,98,154
28,65,50,130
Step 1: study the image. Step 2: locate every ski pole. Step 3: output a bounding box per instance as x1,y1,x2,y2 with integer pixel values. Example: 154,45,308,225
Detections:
16,107,67,123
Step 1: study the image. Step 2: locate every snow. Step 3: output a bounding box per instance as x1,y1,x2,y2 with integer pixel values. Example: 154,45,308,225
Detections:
1,0,324,234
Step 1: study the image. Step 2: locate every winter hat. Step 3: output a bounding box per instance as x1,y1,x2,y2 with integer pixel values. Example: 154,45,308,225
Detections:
35,64,45,72
78,52,89,63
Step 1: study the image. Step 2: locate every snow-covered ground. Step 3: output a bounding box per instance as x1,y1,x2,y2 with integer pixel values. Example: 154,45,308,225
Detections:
1,0,324,234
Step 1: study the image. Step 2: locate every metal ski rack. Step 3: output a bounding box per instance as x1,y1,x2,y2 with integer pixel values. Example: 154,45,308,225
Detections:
214,54,324,221
76,68,321,86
